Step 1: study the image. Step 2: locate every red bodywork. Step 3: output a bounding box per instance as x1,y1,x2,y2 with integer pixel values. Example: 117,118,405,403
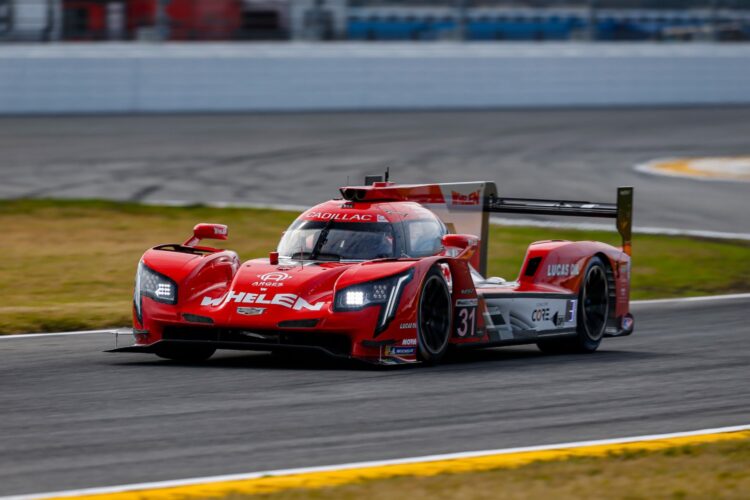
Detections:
116,181,633,365
127,0,241,40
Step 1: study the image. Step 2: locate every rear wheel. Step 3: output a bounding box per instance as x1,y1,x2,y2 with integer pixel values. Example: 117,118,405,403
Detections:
537,257,610,354
155,344,216,362
417,266,452,364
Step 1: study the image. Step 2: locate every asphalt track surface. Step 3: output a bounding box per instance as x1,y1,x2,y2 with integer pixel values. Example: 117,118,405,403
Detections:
1,107,750,233
1,107,749,497
1,296,748,497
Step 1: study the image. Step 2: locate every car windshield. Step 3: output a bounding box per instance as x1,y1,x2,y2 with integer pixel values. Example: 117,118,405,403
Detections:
278,220,397,261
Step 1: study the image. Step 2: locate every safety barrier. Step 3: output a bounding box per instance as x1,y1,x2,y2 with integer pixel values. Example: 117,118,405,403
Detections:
1,42,749,114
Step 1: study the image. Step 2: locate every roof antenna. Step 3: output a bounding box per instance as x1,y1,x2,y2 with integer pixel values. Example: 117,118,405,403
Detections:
346,175,350,186
385,167,390,182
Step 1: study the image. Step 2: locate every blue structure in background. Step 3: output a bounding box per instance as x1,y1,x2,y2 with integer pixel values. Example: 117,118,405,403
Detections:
347,13,750,41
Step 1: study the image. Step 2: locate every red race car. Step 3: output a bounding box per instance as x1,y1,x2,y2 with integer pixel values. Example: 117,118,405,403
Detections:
110,176,634,365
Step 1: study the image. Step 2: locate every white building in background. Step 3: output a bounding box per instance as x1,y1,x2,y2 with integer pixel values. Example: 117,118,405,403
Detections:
289,0,347,40
0,0,62,41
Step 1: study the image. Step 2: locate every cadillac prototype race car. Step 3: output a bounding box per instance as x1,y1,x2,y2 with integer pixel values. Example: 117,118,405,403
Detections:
110,177,634,365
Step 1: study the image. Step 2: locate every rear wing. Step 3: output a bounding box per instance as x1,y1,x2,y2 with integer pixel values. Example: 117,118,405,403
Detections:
486,186,633,257
339,179,633,275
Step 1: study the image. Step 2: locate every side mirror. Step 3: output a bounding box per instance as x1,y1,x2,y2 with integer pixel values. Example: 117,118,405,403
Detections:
442,234,478,250
184,223,228,247
441,234,479,260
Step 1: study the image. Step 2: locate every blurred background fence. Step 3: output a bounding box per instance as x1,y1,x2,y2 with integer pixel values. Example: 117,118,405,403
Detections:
2,0,750,43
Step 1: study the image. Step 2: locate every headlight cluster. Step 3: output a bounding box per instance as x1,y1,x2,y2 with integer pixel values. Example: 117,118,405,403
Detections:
134,262,178,323
137,262,178,304
334,270,413,333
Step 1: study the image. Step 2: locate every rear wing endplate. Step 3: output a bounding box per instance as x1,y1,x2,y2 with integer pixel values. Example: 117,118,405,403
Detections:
486,187,633,256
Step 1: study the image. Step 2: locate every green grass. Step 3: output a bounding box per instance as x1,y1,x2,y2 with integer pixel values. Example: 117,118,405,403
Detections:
2,199,749,334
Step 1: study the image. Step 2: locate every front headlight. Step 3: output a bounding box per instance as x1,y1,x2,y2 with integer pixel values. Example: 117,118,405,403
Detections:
134,261,178,324
334,269,414,334
136,262,178,305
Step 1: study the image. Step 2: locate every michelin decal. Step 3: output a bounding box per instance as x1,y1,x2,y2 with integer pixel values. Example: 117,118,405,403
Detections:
202,292,324,311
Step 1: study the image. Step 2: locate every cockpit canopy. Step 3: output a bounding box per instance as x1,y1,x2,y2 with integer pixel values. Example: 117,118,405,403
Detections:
277,217,446,262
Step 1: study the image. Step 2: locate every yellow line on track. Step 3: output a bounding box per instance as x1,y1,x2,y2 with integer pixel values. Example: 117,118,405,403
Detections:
46,429,750,500
646,157,750,181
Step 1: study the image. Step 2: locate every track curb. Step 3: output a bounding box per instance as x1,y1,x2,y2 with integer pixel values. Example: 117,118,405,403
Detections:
6,425,750,500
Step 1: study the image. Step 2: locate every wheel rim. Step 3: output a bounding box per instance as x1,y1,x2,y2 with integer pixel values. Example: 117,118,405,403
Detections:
419,275,451,355
582,265,608,341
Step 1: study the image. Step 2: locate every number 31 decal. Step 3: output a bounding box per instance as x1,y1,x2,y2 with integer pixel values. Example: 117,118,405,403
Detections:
455,306,477,337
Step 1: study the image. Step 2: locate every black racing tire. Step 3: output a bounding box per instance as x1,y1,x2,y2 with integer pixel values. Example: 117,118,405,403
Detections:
537,256,610,354
417,266,452,365
155,344,216,362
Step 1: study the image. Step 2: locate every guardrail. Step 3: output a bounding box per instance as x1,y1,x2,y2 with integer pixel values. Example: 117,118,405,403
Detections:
1,42,749,114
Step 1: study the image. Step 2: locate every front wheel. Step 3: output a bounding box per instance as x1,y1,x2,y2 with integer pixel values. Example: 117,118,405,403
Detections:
417,266,452,365
537,256,610,354
155,344,216,362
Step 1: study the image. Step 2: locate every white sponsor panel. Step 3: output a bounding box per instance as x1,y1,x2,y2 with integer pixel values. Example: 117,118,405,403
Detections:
481,296,575,340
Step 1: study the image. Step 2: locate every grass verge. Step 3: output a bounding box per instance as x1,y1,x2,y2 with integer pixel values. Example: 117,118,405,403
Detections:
224,436,750,500
2,199,750,334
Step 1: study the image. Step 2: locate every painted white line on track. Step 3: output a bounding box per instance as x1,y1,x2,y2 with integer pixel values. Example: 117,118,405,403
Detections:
632,292,750,306
0,329,114,339
3,293,750,340
489,216,750,242
4,423,750,500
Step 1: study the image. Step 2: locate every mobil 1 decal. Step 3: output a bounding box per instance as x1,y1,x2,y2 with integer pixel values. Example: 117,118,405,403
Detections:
454,298,478,337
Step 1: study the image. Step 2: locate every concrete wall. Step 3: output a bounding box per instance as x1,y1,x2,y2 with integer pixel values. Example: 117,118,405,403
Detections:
1,42,749,114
